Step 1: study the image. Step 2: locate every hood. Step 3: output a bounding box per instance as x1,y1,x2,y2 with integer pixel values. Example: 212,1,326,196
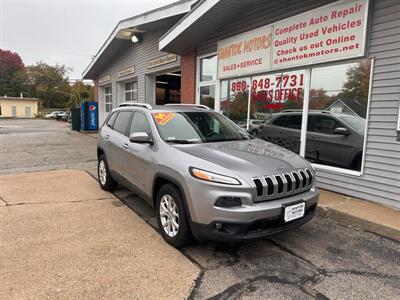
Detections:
174,139,311,177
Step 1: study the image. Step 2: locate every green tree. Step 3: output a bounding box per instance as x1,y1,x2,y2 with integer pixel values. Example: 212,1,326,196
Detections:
229,91,255,121
338,60,371,103
66,81,94,108
0,49,28,97
308,88,334,110
26,62,71,108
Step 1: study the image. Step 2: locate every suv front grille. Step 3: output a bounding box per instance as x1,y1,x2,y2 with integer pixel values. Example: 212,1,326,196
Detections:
252,168,315,202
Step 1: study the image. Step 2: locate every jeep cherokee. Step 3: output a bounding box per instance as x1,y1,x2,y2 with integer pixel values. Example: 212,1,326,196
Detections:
97,103,319,247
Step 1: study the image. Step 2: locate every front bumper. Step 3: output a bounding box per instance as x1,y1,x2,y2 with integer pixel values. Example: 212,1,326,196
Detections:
191,203,317,242
183,175,319,242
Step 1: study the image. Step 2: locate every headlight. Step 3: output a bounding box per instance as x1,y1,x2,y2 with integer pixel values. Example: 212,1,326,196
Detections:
189,167,241,185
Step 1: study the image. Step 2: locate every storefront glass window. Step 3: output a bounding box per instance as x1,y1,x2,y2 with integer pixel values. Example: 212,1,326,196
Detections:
105,86,112,113
125,81,138,102
199,85,215,109
214,59,371,172
249,70,305,154
220,77,251,126
200,55,217,82
306,59,370,171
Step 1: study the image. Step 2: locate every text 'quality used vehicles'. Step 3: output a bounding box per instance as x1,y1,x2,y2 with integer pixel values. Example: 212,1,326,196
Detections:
97,103,319,247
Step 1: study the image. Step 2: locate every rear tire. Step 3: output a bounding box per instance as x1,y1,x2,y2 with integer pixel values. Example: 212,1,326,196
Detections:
156,184,192,248
98,154,117,191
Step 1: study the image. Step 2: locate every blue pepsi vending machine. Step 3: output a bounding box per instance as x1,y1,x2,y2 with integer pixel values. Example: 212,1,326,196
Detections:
80,101,98,131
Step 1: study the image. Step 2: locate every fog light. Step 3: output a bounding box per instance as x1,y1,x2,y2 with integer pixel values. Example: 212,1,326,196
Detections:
215,222,223,230
214,197,242,208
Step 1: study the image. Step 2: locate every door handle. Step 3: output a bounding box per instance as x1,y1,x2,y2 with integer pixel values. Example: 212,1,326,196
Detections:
104,135,110,140
122,143,129,149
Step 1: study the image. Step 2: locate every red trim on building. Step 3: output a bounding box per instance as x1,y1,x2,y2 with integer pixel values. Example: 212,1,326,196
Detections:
180,48,196,104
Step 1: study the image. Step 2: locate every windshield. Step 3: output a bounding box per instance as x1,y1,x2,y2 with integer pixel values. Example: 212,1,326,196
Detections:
339,115,366,134
152,111,252,144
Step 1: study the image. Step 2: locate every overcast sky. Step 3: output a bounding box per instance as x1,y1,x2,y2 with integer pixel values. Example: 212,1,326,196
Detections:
0,0,177,80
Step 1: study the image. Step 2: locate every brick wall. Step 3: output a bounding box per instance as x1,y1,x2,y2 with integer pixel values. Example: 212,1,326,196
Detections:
180,48,196,104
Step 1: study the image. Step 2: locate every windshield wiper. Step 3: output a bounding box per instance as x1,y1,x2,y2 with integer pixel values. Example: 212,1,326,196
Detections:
166,139,197,144
209,136,253,143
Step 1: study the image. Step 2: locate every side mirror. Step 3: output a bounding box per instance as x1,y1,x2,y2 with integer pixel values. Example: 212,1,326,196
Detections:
129,132,153,145
334,127,350,135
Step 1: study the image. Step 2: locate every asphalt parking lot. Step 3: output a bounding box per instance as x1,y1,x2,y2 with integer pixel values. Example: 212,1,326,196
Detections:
0,118,97,175
1,118,399,299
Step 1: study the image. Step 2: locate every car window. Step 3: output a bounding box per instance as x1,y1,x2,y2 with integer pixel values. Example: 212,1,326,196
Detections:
339,115,365,134
309,116,342,134
286,115,302,129
106,112,118,128
129,112,152,135
113,111,132,135
273,115,302,130
152,111,251,143
272,116,288,127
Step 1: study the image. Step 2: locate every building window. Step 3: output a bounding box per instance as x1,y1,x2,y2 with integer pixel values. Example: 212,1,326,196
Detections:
250,69,305,154
105,86,112,113
220,77,251,123
306,60,371,172
200,55,217,82
0,106,2,116
197,54,217,109
125,81,138,102
199,85,215,109
217,58,371,173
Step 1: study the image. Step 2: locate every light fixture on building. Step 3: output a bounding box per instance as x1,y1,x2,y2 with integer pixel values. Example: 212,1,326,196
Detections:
156,81,168,84
131,34,141,43
166,73,181,76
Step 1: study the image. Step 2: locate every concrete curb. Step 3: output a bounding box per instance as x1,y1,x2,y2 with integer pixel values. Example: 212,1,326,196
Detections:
317,190,400,242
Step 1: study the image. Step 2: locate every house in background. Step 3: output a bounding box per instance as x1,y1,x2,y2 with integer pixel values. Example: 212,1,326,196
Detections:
326,99,367,118
0,96,39,118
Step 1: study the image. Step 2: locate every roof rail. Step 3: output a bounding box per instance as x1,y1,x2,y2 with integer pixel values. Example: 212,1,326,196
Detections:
164,103,210,110
118,102,152,109
280,109,333,114
280,109,302,113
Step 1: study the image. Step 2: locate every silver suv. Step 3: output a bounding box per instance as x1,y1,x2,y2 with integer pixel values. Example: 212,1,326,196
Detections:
97,103,319,247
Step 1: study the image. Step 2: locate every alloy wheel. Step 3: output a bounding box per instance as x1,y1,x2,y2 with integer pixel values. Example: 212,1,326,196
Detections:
159,194,179,237
99,160,107,185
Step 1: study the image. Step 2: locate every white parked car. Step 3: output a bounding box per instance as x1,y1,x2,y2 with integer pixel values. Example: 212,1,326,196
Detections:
44,111,62,119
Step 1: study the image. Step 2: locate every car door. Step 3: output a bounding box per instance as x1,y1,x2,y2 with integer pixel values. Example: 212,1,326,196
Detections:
260,114,301,154
100,112,118,169
306,115,355,168
107,110,133,178
124,111,154,192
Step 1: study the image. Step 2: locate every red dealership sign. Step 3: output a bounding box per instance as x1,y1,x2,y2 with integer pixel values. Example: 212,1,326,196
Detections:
217,0,368,79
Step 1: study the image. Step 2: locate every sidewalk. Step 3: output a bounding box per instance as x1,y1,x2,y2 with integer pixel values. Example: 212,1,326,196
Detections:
317,189,400,241
0,170,199,299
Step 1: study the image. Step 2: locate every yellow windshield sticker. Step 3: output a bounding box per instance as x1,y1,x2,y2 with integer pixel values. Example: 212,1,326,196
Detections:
153,112,176,125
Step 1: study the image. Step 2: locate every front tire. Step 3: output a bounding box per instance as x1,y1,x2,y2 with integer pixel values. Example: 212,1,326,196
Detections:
98,154,117,191
156,184,192,248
